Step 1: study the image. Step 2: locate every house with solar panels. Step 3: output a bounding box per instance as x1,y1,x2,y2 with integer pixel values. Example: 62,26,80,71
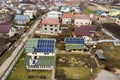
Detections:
14,15,30,25
24,38,56,70
64,37,86,51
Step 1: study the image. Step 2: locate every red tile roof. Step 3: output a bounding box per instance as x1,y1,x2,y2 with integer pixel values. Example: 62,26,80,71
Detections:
61,13,74,19
74,25,96,37
41,18,59,25
75,14,91,19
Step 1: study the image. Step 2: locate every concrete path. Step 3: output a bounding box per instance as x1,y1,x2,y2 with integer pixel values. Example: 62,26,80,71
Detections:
94,70,120,80
0,19,40,79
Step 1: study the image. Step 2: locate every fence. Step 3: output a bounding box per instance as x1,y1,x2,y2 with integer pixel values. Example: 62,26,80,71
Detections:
1,47,24,80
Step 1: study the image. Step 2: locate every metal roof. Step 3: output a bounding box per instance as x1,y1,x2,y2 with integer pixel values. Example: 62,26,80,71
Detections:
25,38,56,53
64,37,84,44
14,15,29,21
24,56,54,66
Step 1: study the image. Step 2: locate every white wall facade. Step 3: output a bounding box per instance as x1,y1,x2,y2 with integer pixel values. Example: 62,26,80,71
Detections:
116,18,120,25
38,24,60,35
62,18,72,24
74,19,92,26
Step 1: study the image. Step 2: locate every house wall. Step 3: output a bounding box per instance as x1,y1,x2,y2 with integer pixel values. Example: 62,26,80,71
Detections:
116,18,120,25
39,24,60,35
15,17,30,25
27,52,55,56
109,11,120,16
83,36,93,41
26,65,53,70
62,18,72,24
24,12,34,19
74,19,92,26
46,14,59,18
8,27,16,37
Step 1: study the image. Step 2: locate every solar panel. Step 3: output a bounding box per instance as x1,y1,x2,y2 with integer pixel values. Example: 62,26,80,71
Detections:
34,39,55,53
65,38,84,44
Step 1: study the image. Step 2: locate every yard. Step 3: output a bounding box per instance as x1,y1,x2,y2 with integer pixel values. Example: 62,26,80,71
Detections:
93,43,120,70
7,53,52,80
55,54,98,80
102,23,120,39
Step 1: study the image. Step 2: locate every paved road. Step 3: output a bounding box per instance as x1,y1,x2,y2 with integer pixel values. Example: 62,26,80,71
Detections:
89,3,109,11
0,19,40,78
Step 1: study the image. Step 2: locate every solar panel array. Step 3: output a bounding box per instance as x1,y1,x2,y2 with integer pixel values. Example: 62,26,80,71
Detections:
34,40,55,53
65,38,84,44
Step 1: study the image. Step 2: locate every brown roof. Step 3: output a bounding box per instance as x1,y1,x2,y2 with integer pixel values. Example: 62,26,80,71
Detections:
74,25,96,37
41,18,60,25
75,14,90,19
61,13,74,19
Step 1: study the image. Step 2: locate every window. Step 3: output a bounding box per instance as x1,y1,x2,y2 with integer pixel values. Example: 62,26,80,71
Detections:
81,23,83,25
44,24,47,26
50,28,53,30
55,29,57,31
76,22,78,24
50,25,53,27
44,53,49,55
44,28,47,30
55,25,57,27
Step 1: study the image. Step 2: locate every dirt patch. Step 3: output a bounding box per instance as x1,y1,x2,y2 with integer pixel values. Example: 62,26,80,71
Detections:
102,23,120,39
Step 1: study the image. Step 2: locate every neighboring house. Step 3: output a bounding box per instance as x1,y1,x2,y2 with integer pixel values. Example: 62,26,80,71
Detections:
74,25,96,41
0,23,16,37
24,38,56,70
60,6,72,13
36,18,60,35
61,13,74,24
109,9,120,17
64,37,85,51
94,0,114,3
2,14,12,23
74,14,92,26
116,15,120,25
15,9,22,14
14,15,30,25
0,7,9,14
93,10,108,23
24,10,37,19
46,11,62,19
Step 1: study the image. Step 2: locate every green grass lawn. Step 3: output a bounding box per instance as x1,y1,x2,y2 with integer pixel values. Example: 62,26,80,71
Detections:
95,43,120,69
7,53,52,80
56,67,97,80
83,8,93,14
56,54,98,80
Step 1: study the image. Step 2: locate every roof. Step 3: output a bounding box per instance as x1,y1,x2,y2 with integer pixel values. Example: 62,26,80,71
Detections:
61,13,74,19
95,50,106,60
14,15,29,21
65,44,85,50
74,25,96,37
64,37,84,44
64,37,85,50
41,18,59,25
47,11,62,15
110,9,120,12
75,14,91,19
24,56,54,66
93,10,104,16
0,23,11,33
25,38,56,53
